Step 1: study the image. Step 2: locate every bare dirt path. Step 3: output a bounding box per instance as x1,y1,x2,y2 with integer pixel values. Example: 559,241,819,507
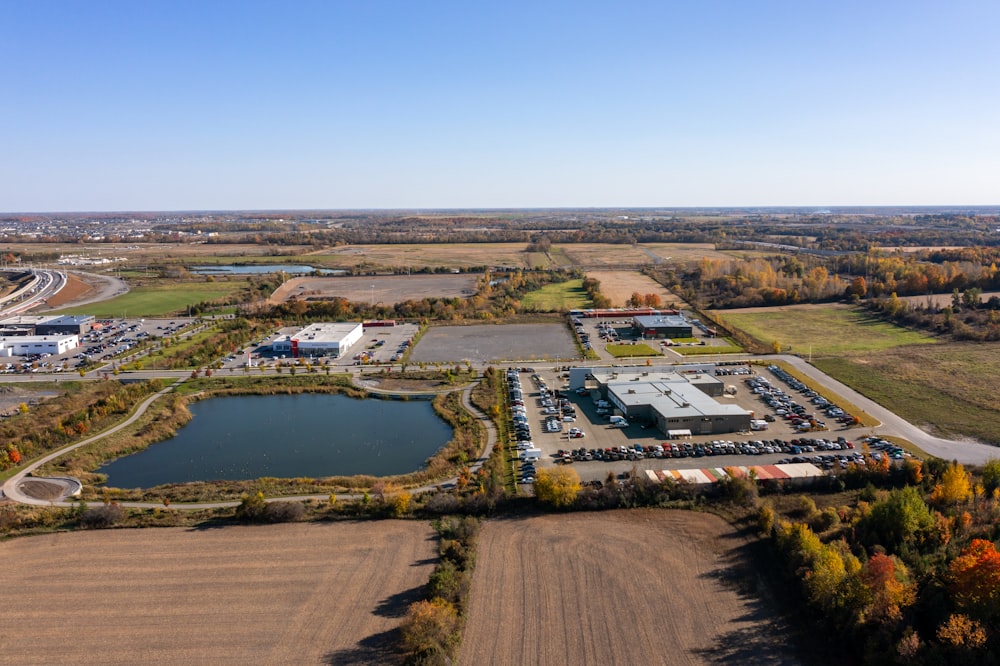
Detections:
460,509,797,666
39,270,128,311
0,521,436,665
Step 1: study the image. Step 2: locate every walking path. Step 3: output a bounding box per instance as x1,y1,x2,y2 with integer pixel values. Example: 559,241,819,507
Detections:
1,378,498,510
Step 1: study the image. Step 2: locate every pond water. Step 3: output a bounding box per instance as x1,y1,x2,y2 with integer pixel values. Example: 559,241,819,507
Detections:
189,265,346,275
97,393,453,488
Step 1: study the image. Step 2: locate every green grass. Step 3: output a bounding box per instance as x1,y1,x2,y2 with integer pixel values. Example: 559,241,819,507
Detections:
606,342,661,358
814,344,1000,445
670,342,744,355
715,305,937,357
521,279,592,311
51,281,248,318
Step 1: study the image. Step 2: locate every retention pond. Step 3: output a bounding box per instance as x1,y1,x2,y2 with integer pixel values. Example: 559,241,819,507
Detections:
97,393,453,488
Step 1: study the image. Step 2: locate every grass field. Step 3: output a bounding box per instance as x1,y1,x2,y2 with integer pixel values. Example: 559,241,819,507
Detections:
714,304,937,357
815,343,1000,444
606,342,661,357
670,341,744,355
460,510,793,665
0,521,436,664
521,279,591,311
52,281,248,317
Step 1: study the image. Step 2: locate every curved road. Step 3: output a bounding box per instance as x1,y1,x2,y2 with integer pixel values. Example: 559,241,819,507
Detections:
1,378,498,510
3,353,997,510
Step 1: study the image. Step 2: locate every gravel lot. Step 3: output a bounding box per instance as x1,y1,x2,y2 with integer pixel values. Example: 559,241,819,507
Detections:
409,323,578,364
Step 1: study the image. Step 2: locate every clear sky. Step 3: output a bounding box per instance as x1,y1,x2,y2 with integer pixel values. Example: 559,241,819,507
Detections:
2,1,998,212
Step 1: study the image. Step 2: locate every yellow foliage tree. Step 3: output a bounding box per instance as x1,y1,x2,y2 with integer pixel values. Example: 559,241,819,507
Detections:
533,467,582,508
931,462,972,505
401,598,460,657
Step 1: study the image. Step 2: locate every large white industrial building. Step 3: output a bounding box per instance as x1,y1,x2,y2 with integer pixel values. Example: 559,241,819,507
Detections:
272,323,364,358
0,334,79,357
569,364,752,436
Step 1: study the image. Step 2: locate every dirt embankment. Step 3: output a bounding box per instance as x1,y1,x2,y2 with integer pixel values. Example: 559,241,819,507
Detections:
460,509,798,666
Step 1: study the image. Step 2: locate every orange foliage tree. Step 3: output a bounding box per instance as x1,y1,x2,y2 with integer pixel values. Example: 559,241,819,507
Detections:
948,538,1000,618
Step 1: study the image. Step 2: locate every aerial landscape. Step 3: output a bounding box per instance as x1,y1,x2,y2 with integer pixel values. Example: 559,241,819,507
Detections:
2,3,1000,665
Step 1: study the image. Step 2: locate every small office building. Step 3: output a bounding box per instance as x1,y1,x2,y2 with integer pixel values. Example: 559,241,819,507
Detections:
36,315,95,336
632,314,692,339
272,322,364,358
0,334,79,357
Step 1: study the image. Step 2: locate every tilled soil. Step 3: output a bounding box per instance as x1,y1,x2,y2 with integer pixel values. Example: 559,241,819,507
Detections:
459,509,798,666
0,521,436,665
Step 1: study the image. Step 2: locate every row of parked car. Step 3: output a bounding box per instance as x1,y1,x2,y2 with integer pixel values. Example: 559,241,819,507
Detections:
748,366,857,430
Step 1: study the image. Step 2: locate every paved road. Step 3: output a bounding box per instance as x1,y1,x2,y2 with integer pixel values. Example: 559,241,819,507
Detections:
3,352,997,510
0,377,497,510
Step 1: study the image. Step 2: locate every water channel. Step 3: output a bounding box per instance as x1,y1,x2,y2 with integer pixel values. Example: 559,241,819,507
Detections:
189,264,346,275
97,393,453,487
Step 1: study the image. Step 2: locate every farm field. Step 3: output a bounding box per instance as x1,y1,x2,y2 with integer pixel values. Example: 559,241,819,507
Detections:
586,270,677,307
0,521,436,665
562,242,729,269
713,304,937,357
460,510,796,666
897,290,1000,308
521,279,591,311
269,273,478,305
815,342,1000,445
51,280,248,318
310,243,534,270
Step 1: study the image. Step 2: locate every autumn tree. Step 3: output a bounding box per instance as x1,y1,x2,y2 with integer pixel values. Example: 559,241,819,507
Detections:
948,538,1000,620
937,613,987,650
860,553,915,625
533,467,582,508
931,461,972,505
401,598,460,660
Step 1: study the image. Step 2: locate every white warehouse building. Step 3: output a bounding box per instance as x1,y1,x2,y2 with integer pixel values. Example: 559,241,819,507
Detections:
272,322,364,358
0,334,79,357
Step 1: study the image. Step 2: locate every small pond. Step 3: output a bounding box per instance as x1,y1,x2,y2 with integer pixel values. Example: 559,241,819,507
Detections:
189,265,346,275
97,393,453,487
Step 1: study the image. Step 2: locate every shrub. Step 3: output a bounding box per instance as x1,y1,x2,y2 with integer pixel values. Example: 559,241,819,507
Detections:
262,501,305,523
81,504,124,529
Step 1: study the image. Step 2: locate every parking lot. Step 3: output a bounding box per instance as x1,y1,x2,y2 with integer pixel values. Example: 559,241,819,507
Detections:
411,324,577,364
0,317,197,375
505,364,884,486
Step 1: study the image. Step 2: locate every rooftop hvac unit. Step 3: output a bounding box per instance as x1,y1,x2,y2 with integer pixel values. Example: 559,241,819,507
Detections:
627,389,635,394
682,402,690,407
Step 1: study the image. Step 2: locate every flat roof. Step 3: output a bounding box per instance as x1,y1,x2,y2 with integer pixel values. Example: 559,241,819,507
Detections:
0,334,78,343
633,314,689,328
42,315,95,325
291,322,362,344
0,315,57,326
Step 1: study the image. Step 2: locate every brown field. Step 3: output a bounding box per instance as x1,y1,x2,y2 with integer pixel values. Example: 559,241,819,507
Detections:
270,273,479,305
2,242,315,264
460,510,796,666
898,291,1000,308
561,242,729,269
587,270,679,307
0,521,436,665
311,243,534,270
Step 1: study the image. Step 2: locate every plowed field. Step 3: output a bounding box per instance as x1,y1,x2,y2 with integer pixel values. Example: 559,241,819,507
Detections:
0,521,436,665
460,510,796,666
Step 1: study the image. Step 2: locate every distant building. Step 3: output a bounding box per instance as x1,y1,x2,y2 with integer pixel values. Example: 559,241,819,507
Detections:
36,315,95,336
632,314,692,339
272,322,363,358
0,334,79,357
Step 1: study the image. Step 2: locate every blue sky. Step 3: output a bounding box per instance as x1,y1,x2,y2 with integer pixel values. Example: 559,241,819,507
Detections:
2,1,998,212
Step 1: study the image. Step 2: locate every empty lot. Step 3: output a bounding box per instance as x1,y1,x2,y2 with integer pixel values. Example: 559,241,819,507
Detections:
410,323,578,363
460,510,796,666
270,273,478,305
0,521,436,665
